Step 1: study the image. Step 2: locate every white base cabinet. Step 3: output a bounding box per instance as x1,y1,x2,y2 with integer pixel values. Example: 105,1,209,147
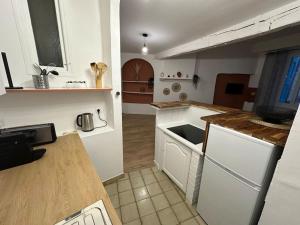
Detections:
162,135,192,192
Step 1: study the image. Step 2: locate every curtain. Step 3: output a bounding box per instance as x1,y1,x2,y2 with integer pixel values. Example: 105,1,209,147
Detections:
254,51,289,110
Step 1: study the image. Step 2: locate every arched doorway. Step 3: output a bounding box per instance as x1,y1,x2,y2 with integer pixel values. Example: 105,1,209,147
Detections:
121,58,156,171
122,58,154,103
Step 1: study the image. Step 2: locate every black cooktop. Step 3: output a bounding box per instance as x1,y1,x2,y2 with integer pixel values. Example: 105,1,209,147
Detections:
167,124,205,145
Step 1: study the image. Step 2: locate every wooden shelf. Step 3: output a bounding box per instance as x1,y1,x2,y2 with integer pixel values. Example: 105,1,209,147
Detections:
122,80,148,83
122,91,153,95
160,77,192,81
6,88,112,93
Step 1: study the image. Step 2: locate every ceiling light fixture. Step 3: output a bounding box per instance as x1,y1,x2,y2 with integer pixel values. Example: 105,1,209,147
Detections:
141,33,149,55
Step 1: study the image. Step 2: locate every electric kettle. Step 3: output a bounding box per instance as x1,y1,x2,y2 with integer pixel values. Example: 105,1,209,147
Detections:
76,113,94,132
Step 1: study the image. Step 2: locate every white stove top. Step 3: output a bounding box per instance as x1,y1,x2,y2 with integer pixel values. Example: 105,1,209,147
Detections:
55,200,112,225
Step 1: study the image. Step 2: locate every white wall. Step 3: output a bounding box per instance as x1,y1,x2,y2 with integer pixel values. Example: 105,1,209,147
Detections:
0,0,116,134
121,51,260,114
259,105,300,225
0,92,108,135
0,0,107,88
0,62,6,96
0,0,113,132
195,56,258,104
0,0,124,181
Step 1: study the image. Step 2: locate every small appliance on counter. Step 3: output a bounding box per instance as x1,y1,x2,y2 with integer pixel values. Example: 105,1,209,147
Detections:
54,200,112,225
0,123,57,170
77,113,95,132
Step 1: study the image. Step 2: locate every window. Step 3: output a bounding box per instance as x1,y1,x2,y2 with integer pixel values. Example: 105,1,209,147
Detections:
27,0,64,67
279,56,300,103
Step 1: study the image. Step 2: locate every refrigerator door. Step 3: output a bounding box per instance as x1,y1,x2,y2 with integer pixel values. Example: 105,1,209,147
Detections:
205,124,275,186
197,158,260,225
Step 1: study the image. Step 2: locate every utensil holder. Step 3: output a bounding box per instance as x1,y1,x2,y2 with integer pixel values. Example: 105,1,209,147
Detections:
96,75,102,88
32,75,49,89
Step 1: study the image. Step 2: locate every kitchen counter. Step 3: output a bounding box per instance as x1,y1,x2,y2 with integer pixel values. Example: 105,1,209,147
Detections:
151,101,290,147
0,133,121,225
151,101,239,113
157,121,204,155
201,112,290,147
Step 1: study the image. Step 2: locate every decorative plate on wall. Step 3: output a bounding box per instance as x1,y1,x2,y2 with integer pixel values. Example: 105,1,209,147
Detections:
179,92,188,101
163,88,170,95
172,82,181,92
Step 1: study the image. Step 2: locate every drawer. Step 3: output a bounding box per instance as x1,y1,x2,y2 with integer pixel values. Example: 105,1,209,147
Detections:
205,124,275,186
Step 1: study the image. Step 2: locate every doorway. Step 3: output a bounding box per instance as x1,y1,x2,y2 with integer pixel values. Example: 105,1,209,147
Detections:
121,58,156,172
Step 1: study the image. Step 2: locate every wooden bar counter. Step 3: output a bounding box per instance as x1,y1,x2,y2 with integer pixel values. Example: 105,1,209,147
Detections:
151,100,238,113
0,133,121,225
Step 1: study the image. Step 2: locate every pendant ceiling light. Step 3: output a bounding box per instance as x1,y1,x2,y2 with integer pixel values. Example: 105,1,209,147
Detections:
141,33,149,55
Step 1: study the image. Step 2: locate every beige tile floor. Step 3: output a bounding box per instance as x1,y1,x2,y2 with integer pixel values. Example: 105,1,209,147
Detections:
105,167,207,225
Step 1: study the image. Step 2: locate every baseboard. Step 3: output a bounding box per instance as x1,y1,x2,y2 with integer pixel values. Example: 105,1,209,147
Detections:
153,160,160,170
103,173,124,185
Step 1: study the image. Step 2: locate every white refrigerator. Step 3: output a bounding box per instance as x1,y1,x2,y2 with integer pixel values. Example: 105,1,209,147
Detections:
197,124,281,225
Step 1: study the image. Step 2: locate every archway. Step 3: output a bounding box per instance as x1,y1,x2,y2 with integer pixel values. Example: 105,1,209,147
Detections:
122,58,154,103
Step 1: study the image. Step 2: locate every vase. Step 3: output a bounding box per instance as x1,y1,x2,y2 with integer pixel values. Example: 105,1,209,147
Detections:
96,75,102,88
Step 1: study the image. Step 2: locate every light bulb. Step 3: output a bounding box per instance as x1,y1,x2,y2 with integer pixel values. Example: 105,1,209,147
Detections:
142,45,148,55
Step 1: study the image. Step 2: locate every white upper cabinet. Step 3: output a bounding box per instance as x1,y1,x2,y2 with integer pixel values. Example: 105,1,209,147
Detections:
10,0,71,75
0,0,105,88
0,68,6,95
0,0,29,86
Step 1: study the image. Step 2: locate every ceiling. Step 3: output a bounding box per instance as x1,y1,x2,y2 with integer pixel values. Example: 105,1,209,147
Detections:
120,0,295,54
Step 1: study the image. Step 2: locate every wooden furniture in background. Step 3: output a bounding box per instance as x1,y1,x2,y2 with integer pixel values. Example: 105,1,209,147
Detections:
122,58,154,103
213,73,257,109
0,133,121,225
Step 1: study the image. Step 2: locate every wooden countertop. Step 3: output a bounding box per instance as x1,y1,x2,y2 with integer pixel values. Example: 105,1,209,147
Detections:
0,133,121,225
151,101,239,113
201,112,290,147
151,101,290,147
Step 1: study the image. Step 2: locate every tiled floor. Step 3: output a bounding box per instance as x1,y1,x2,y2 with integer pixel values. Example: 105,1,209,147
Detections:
105,167,207,225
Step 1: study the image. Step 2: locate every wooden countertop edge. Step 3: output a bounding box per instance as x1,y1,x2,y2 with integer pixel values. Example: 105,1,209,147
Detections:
150,101,238,113
201,113,289,147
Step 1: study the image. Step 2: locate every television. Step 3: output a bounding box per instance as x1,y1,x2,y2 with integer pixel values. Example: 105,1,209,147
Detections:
225,83,244,95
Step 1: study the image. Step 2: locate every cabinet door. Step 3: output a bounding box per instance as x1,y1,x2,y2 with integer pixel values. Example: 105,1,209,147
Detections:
154,128,165,169
163,135,191,192
0,0,28,86
197,158,259,225
206,124,274,186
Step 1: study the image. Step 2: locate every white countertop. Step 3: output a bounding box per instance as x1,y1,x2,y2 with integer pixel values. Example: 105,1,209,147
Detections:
157,121,204,155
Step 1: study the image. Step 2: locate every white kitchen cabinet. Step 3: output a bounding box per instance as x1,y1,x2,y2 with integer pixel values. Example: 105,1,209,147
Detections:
154,128,165,169
162,135,192,192
0,0,29,86
0,66,6,95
